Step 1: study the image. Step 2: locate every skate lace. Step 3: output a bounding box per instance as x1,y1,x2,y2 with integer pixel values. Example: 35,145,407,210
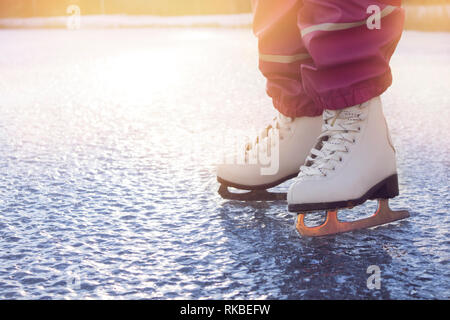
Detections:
244,113,293,161
299,105,366,177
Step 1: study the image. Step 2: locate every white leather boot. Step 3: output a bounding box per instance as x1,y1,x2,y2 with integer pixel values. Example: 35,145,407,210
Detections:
217,113,322,194
288,96,399,212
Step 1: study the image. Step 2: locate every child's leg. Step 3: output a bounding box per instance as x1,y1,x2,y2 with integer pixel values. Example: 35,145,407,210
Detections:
216,1,324,198
252,0,320,118
288,1,406,221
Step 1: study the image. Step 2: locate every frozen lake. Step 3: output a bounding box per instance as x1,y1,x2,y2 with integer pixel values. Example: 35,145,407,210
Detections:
0,28,449,299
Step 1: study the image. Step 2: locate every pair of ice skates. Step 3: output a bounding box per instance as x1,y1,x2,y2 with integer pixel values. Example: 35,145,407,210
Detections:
217,97,409,237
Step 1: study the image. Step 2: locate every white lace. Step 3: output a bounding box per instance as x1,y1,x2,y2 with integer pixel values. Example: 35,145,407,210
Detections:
299,104,367,177
244,113,293,162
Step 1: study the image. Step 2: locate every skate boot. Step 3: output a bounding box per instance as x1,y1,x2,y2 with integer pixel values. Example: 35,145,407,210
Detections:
288,96,409,236
217,112,322,201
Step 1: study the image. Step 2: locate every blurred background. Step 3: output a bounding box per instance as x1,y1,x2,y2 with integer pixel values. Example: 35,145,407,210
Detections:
0,0,449,31
0,0,251,16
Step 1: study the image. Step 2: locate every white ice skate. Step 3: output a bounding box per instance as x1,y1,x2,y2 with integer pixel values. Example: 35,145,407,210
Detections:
287,96,409,236
217,113,322,201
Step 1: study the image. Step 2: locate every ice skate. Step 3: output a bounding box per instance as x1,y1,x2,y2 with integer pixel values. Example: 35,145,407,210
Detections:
287,97,409,236
217,113,321,201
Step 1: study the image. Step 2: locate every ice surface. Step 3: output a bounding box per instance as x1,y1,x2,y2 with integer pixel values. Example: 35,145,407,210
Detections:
0,28,448,299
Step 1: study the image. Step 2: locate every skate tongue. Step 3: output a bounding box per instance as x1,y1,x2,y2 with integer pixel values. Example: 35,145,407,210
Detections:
329,110,342,126
324,104,366,125
277,112,294,125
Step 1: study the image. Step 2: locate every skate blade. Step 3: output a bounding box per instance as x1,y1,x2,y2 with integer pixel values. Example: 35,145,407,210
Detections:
218,184,286,201
296,199,409,237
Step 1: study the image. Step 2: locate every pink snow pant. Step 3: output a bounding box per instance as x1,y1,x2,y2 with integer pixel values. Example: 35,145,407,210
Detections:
252,0,404,117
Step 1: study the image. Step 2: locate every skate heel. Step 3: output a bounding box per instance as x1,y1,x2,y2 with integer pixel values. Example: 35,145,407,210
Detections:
370,174,399,200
